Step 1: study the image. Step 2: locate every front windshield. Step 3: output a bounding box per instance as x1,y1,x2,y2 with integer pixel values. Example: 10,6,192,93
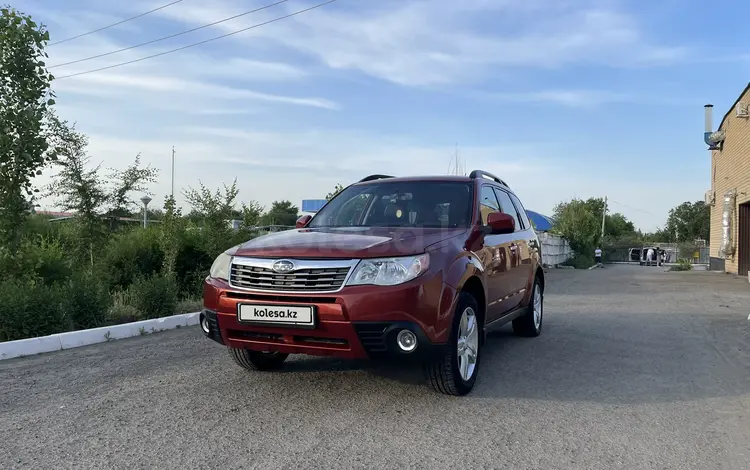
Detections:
309,181,473,229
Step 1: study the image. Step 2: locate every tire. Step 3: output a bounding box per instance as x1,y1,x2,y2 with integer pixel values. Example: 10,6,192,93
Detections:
228,348,289,371
512,276,543,337
425,292,481,396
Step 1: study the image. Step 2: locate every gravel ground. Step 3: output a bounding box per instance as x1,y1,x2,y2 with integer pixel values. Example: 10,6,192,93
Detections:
1,265,749,469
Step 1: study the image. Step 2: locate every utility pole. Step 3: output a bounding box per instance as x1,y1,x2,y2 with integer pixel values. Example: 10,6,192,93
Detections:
170,146,175,199
601,196,607,239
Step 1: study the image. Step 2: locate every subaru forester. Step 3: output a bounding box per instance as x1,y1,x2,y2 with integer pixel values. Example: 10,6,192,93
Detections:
201,170,545,395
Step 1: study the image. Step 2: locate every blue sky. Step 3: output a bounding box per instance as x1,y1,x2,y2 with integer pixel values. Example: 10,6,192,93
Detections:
14,0,750,231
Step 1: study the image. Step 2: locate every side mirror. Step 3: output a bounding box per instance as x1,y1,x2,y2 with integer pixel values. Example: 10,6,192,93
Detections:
487,212,515,234
296,214,312,229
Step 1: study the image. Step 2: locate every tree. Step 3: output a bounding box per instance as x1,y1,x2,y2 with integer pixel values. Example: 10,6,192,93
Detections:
240,201,264,229
44,118,108,266
551,198,602,254
106,153,158,218
665,201,710,243
0,7,57,252
605,213,636,239
159,195,183,278
325,183,344,201
45,117,160,266
261,200,299,226
182,179,239,256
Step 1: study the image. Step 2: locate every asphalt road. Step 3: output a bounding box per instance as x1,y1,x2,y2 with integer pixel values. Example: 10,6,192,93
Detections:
2,265,749,469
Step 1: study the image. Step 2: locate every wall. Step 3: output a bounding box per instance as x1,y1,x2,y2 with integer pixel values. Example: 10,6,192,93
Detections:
538,232,574,266
709,83,750,275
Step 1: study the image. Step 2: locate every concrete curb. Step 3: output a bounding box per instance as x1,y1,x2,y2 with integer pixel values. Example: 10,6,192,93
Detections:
0,311,201,361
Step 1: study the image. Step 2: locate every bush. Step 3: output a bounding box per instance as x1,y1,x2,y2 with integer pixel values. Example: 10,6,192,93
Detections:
173,229,213,297
64,271,112,329
561,252,594,269
106,290,140,325
175,298,203,314
102,227,164,290
33,237,73,285
669,258,693,272
127,273,179,320
0,279,70,342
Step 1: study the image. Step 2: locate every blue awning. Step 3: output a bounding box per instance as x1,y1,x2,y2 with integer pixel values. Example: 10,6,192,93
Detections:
525,210,555,232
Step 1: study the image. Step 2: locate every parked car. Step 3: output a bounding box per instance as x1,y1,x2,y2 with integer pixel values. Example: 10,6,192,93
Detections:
200,171,545,396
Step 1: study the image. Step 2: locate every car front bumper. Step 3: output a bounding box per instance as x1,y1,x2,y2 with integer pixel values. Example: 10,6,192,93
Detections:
201,275,457,361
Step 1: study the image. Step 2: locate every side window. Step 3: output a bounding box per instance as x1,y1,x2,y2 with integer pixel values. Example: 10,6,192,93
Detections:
509,193,532,231
493,188,522,232
479,185,500,225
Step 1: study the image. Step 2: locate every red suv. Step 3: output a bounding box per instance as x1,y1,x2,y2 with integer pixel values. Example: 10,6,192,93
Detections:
201,171,544,395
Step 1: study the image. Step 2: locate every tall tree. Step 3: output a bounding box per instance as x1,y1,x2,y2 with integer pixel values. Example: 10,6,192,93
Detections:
0,7,57,252
107,153,158,218
665,201,710,243
45,117,159,266
182,179,239,255
261,200,300,226
240,201,264,229
551,198,602,254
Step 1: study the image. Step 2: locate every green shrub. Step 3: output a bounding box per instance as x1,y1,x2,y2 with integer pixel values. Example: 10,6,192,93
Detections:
561,252,594,269
63,271,112,329
106,290,140,325
128,273,179,320
669,258,693,272
0,279,70,342
174,230,212,297
175,298,203,314
102,227,164,290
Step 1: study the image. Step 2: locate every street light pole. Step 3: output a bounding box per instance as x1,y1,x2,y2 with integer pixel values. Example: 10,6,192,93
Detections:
140,196,152,228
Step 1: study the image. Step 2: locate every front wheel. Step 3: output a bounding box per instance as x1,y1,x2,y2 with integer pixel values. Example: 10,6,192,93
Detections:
425,292,481,396
228,348,289,371
512,277,543,337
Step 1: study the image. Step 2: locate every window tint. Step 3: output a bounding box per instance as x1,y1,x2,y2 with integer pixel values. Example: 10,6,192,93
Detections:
509,193,532,231
309,181,473,228
493,188,522,231
479,185,500,225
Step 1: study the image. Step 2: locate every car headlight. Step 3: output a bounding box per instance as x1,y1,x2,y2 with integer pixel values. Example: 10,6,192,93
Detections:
346,254,430,286
209,248,237,281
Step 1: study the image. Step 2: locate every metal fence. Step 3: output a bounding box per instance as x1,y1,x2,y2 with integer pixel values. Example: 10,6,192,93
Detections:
538,232,574,266
603,244,710,265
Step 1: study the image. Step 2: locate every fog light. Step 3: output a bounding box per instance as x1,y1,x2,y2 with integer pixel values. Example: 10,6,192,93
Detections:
200,313,210,335
396,329,418,352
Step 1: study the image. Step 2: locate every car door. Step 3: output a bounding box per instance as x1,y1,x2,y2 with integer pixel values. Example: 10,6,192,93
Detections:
477,185,517,323
506,191,537,295
492,188,530,310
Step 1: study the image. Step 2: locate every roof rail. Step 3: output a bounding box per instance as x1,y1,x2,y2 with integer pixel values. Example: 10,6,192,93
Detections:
469,170,509,188
358,174,394,183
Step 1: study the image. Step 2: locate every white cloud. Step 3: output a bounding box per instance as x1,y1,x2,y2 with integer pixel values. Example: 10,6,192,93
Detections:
149,0,687,87
56,72,338,109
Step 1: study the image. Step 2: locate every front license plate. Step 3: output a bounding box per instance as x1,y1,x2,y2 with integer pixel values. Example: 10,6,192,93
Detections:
237,304,315,327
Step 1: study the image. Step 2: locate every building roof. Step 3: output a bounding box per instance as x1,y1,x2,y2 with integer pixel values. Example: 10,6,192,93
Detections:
525,210,555,232
717,81,750,132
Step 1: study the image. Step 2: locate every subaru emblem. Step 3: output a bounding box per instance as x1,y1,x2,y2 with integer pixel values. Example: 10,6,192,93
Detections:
272,259,295,273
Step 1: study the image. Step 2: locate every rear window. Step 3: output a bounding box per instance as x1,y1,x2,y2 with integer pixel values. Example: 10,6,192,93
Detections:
309,181,474,228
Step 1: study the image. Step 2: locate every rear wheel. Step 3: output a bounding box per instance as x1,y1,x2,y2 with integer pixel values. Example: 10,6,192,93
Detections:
512,277,543,337
425,292,481,396
229,348,289,371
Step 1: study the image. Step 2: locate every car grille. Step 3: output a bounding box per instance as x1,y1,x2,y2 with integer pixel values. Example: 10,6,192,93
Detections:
230,264,352,292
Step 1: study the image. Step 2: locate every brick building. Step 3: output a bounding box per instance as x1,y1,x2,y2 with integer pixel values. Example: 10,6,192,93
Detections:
706,82,750,276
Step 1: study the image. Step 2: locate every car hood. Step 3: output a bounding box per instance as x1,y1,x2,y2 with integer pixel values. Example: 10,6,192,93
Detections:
234,226,467,259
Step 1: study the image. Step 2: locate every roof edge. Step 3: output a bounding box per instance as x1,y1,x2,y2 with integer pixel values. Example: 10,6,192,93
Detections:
717,81,750,131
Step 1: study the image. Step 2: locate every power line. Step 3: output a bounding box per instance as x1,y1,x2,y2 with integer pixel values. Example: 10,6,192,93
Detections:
54,0,338,80
50,0,290,69
49,0,185,46
609,199,656,216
